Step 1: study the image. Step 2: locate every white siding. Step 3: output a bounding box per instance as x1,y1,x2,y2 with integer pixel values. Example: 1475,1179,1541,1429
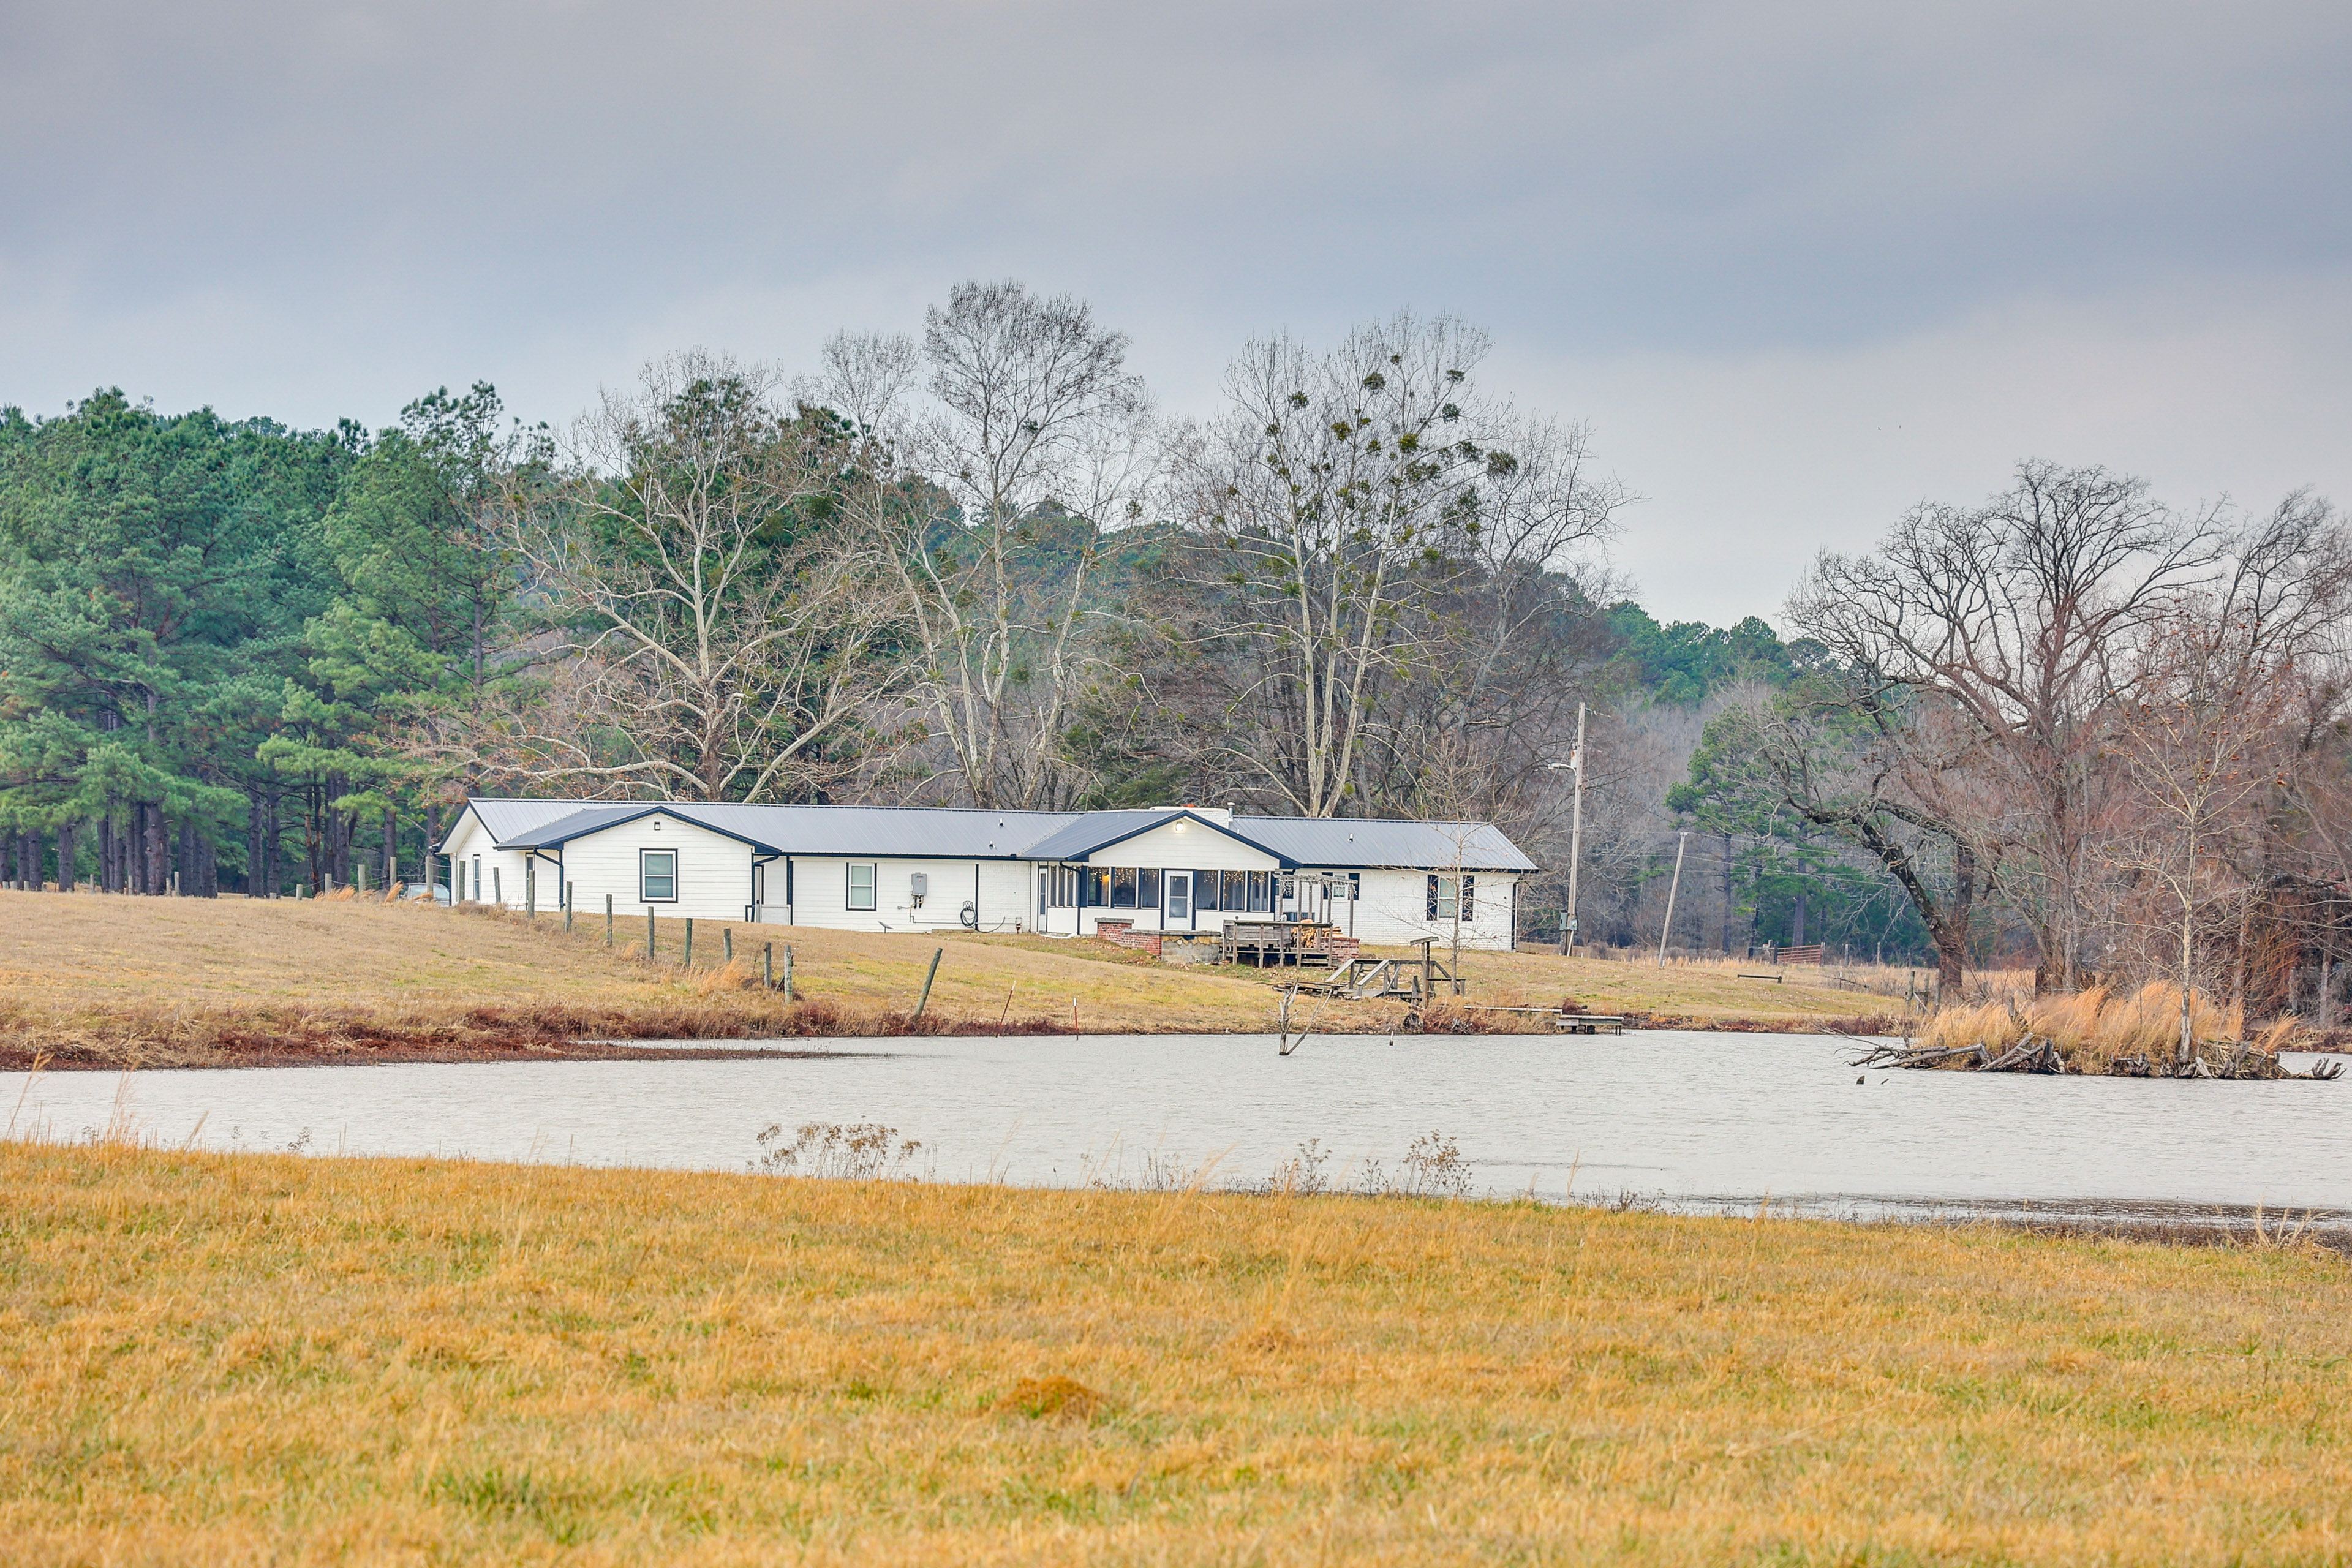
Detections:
1353,867,1520,950
780,856,1038,933
1091,820,1278,873
554,816,756,924
439,812,533,910
1060,821,1280,935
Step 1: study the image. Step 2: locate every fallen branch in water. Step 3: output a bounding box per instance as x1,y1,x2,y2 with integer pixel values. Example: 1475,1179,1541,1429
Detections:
1852,1032,2345,1080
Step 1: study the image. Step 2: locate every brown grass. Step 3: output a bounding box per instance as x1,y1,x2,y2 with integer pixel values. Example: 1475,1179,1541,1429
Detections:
1,1139,2346,1564
0,891,1404,1065
1391,945,1920,1029
1913,981,2305,1071
1,891,1928,1066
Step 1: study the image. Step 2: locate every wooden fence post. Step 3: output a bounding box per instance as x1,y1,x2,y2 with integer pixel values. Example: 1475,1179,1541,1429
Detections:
912,947,943,1021
684,918,694,968
646,907,655,961
763,941,774,990
606,892,614,947
564,882,573,932
782,943,794,1000
723,927,734,964
492,867,502,906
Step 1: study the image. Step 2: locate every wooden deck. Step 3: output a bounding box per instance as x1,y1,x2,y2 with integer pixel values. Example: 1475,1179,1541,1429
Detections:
1219,919,1343,968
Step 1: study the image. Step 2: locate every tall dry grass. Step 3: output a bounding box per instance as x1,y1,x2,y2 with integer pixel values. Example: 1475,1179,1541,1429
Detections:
1,1139,2345,1565
1913,981,2309,1070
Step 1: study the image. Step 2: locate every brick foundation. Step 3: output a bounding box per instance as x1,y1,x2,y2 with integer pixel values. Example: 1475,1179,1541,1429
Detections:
1090,919,1164,958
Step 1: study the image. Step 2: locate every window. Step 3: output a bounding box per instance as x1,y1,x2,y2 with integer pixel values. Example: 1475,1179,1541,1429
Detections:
470,857,481,901
1194,871,1219,911
1083,867,1110,907
1428,875,1460,922
1038,870,1050,917
1462,875,1476,921
641,848,678,903
1247,870,1270,912
846,862,877,911
1110,866,1137,908
1223,870,1246,910
1139,868,1161,909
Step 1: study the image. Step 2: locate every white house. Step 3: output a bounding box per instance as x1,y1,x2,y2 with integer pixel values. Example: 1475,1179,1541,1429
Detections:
437,799,1538,949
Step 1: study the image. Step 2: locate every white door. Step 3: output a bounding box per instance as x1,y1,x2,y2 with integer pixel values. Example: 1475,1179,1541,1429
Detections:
1165,872,1193,930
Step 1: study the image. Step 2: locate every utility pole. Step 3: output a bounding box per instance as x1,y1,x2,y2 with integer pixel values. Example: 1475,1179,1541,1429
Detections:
1656,829,1689,968
1549,702,1589,958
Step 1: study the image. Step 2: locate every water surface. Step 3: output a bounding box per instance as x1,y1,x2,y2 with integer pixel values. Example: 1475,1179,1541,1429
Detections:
7,1031,2346,1226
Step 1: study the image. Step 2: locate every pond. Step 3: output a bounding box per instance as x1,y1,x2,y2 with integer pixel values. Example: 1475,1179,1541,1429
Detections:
7,1031,2348,1229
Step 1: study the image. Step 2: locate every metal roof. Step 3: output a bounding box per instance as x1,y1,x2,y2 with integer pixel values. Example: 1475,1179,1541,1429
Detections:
500,805,791,856
1017,809,1285,865
456,798,601,847
452,797,1537,872
1231,815,1538,872
677,803,1084,859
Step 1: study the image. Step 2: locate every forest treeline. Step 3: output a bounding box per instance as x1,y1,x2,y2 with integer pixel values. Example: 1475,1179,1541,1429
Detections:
5,281,2349,1006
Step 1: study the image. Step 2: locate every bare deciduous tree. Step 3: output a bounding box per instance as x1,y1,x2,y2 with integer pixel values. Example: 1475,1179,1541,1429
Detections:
806,284,1152,808
443,352,912,801
1163,315,1622,818
1789,461,2225,990
2111,493,2352,1050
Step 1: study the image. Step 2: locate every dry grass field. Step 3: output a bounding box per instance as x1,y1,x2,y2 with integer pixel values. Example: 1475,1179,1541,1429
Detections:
1,1139,2345,1565
0,890,1902,1067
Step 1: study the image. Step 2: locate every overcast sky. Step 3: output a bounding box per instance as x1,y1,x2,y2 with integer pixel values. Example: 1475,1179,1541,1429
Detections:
6,1,2348,625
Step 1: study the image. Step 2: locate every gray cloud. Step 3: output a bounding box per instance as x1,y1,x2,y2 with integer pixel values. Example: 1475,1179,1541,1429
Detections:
6,1,2349,619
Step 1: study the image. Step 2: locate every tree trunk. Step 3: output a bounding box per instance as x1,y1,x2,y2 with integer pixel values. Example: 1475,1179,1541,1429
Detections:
261,790,282,898
2232,894,2252,1009
140,807,153,894
56,821,75,892
1717,833,1734,954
